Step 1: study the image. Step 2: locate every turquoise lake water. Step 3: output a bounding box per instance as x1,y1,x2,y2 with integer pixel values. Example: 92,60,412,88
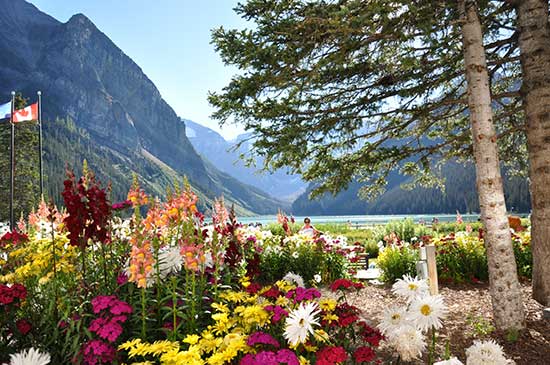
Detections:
238,213,485,226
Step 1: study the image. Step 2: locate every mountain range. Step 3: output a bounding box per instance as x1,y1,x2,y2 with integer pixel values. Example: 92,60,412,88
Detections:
183,120,531,214
0,0,287,217
184,119,306,202
0,0,531,218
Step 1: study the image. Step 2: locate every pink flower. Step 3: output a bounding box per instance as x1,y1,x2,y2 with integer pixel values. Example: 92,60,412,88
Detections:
80,339,116,365
116,273,128,286
275,349,299,365
247,331,280,348
264,305,288,323
254,351,278,365
89,317,125,342
91,295,132,315
285,287,321,303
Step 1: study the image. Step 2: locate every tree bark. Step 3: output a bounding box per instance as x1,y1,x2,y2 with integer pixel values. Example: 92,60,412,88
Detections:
459,0,525,330
515,0,550,306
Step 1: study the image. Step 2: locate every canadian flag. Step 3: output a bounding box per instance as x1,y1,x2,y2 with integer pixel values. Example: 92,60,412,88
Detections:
12,103,38,123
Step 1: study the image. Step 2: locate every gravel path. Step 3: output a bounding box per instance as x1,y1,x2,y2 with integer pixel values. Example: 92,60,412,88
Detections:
324,282,549,364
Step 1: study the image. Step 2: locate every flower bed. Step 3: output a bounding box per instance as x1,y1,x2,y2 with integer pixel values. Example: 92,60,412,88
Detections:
375,227,532,285
0,170,519,364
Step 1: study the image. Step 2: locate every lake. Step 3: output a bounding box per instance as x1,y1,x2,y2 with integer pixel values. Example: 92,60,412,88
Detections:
238,213,484,226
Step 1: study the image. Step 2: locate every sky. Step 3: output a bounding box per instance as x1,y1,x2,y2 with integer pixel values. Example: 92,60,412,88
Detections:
27,0,247,140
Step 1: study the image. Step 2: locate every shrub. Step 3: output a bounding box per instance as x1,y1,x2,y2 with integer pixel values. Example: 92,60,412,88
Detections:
264,222,301,236
258,237,348,286
376,245,418,283
433,233,488,283
432,222,483,235
372,218,429,245
512,231,532,279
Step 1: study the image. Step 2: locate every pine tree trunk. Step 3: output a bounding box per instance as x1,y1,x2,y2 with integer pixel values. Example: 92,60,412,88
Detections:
459,0,525,330
515,0,550,306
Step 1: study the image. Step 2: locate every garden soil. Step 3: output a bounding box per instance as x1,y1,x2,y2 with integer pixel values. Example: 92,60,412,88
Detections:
324,282,549,364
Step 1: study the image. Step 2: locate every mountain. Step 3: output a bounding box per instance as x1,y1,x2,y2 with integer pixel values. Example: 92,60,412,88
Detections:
292,161,531,215
184,119,306,201
0,0,286,216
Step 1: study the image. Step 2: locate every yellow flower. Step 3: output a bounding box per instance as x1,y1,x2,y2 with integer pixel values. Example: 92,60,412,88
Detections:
275,296,290,307
275,279,296,292
234,305,270,329
119,338,143,351
313,329,329,342
207,349,237,365
199,331,223,354
319,298,337,312
127,340,180,357
303,342,318,352
211,302,229,313
240,275,251,288
220,290,248,303
322,313,339,324
183,334,201,345
160,348,203,365
299,356,311,365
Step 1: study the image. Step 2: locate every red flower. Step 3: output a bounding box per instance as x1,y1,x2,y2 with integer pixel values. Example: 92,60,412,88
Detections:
0,283,27,305
10,283,27,300
316,346,348,365
262,286,282,299
357,321,383,347
335,303,360,327
62,169,112,248
329,278,364,292
0,230,28,248
16,318,32,335
354,346,376,363
245,282,262,294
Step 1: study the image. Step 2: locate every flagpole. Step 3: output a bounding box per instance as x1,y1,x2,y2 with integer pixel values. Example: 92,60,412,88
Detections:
9,91,15,231
37,91,43,198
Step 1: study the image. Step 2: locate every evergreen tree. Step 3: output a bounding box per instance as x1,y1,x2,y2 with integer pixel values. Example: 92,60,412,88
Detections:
0,93,40,224
210,0,528,329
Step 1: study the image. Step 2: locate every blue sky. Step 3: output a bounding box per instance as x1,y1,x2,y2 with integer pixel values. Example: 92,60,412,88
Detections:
27,0,247,139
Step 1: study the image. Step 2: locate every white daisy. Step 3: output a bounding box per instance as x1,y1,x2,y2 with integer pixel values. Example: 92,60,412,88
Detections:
392,275,429,301
10,348,51,365
283,272,305,288
466,340,509,365
377,305,409,335
408,294,447,332
434,357,464,365
284,301,321,346
158,246,183,278
313,274,322,284
387,324,426,362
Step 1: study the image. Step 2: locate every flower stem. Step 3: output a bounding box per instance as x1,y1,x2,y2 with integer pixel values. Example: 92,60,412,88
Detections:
141,286,147,339
171,276,178,341
428,326,436,365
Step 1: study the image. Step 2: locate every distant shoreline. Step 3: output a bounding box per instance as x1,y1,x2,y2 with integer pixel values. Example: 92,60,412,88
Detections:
238,213,529,226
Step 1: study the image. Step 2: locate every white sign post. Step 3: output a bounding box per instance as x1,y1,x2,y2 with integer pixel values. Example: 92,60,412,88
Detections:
417,245,438,295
